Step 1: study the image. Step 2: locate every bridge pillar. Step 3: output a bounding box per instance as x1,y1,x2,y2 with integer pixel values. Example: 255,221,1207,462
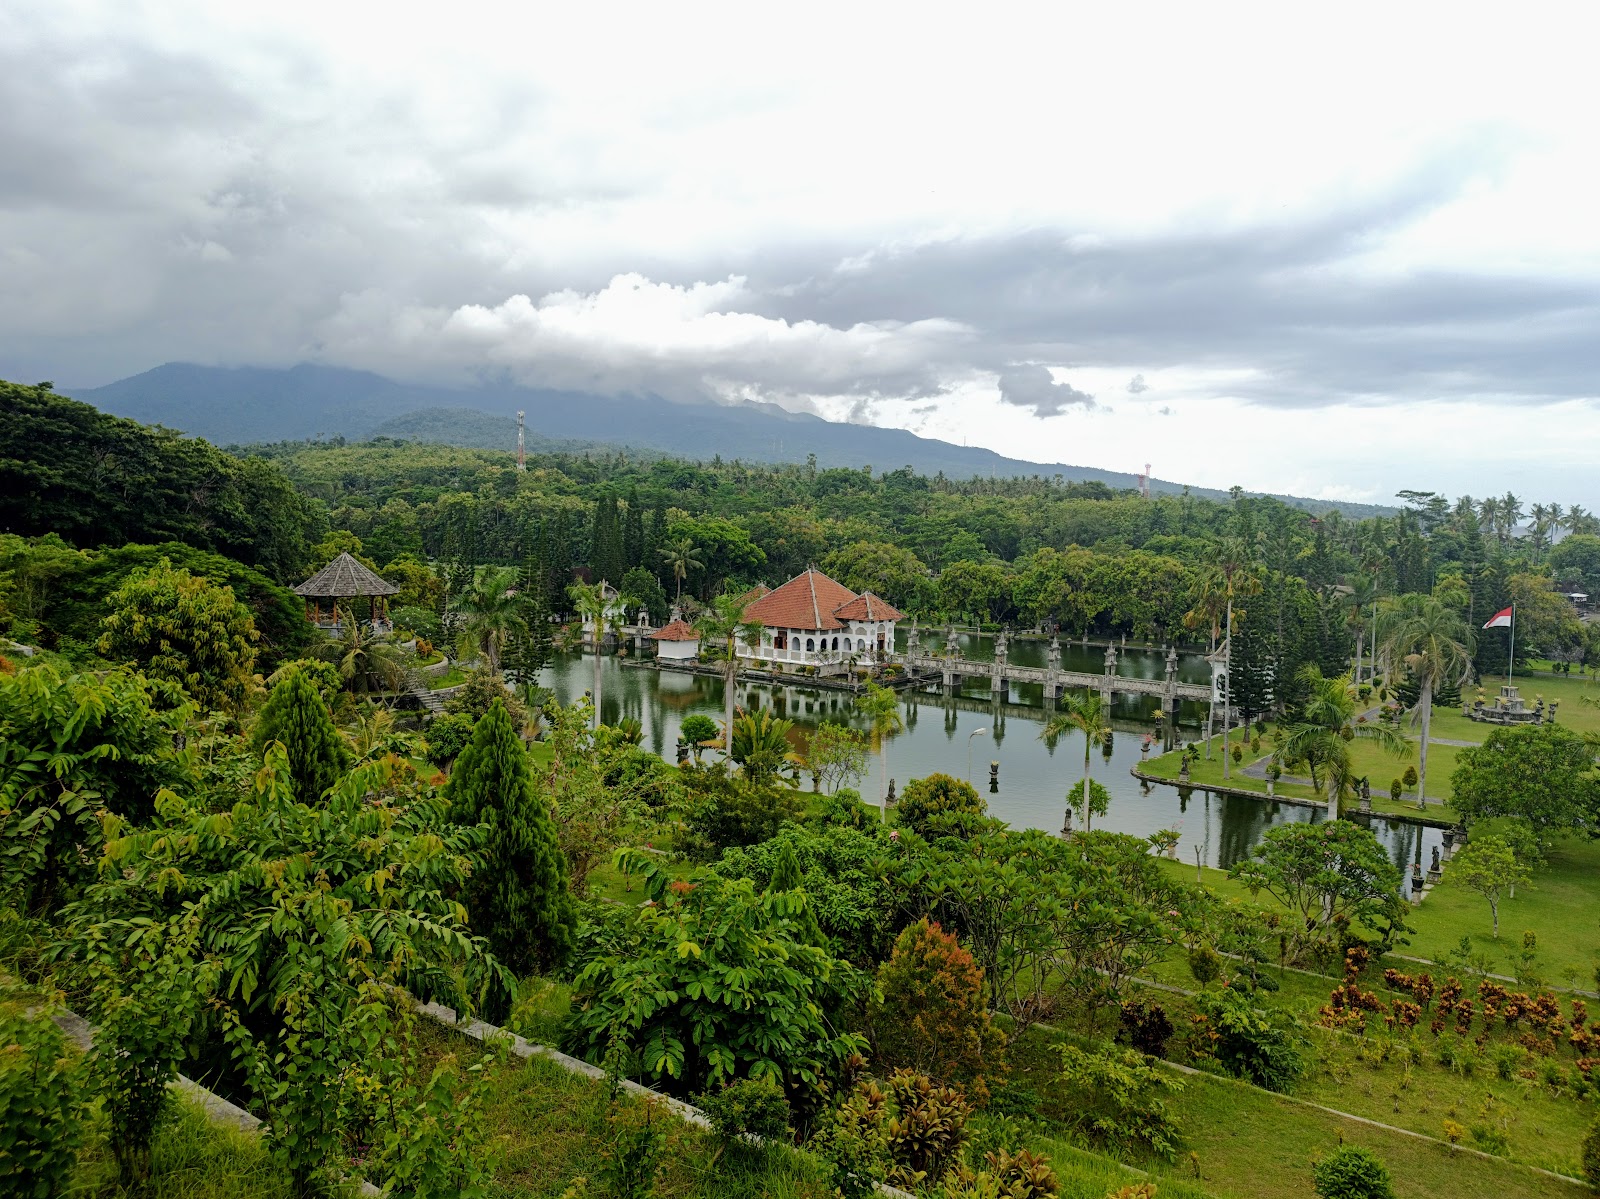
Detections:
992,627,1008,695
1100,642,1118,711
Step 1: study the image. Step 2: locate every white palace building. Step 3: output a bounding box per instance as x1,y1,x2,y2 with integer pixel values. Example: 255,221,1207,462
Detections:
737,567,903,671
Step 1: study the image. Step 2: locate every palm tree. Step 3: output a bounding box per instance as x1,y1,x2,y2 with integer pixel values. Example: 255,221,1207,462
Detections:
568,580,610,728
455,566,525,674
1567,505,1599,537
696,590,764,760
856,683,905,819
660,539,704,602
1040,690,1111,832
730,708,800,784
1195,536,1261,780
1374,594,1474,810
1345,575,1378,688
318,609,409,699
1278,666,1409,818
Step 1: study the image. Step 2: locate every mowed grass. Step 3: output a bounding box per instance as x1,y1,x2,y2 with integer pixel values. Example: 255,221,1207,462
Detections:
1140,725,1462,821
1406,836,1600,985
1159,1068,1586,1199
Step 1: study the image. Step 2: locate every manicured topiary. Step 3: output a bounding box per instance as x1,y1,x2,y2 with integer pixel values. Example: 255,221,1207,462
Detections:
447,700,576,975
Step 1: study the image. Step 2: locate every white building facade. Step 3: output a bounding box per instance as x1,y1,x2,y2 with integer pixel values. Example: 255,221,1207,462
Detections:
738,568,902,670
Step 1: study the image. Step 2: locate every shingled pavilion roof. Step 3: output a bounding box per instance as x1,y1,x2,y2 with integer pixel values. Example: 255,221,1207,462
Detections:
292,553,398,598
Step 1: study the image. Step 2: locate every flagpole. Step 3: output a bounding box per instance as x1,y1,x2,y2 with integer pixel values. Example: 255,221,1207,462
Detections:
1507,602,1515,688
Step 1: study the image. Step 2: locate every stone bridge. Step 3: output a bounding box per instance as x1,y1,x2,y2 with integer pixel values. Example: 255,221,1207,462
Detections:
903,625,1216,720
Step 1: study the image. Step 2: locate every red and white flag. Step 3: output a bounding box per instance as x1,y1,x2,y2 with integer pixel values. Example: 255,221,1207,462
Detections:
1483,606,1513,629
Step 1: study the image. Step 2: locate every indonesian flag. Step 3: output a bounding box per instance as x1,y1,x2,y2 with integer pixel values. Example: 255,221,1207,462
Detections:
1483,606,1513,629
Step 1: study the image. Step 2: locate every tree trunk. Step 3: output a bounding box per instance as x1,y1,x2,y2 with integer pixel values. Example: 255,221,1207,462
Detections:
1490,895,1499,938
880,735,890,821
1222,599,1234,780
1326,767,1338,821
1417,677,1432,809
1082,746,1094,832
592,638,603,730
724,657,737,766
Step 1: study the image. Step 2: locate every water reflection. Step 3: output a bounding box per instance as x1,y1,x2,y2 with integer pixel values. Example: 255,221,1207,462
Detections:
539,651,1440,873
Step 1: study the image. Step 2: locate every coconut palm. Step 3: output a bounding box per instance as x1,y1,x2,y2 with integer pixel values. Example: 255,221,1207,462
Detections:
455,566,526,674
318,608,410,698
856,683,905,819
1345,575,1378,688
567,580,618,728
696,590,764,760
659,539,704,602
730,708,800,784
1194,536,1261,780
1040,689,1111,832
1278,665,1410,818
1374,594,1474,810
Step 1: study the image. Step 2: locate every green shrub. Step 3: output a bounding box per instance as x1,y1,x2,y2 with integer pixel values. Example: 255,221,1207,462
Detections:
1311,1145,1394,1199
897,773,986,840
597,1097,667,1199
1191,986,1307,1092
80,918,220,1184
870,918,1003,1092
1581,1115,1600,1187
1053,1042,1183,1159
0,997,87,1199
697,1076,792,1146
1187,943,1223,986
424,711,476,765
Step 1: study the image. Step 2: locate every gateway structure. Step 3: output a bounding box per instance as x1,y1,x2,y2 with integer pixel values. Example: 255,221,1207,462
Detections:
739,567,903,671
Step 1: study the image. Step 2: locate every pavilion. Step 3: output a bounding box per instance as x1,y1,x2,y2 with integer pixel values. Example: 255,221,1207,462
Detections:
739,566,902,670
293,552,399,632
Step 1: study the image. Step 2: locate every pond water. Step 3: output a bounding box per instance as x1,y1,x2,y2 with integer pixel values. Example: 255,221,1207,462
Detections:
539,648,1440,877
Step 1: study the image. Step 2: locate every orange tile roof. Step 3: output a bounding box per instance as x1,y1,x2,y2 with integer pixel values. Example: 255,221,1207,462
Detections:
743,568,864,631
650,618,700,642
833,592,903,622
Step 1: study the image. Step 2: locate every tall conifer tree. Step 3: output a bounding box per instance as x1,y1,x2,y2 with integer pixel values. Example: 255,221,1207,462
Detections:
251,665,351,804
447,700,575,975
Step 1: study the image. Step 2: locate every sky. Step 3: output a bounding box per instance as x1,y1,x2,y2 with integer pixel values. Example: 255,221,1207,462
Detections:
4,1,1600,505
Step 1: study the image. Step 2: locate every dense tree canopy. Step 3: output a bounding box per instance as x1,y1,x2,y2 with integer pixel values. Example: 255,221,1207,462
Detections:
0,381,322,580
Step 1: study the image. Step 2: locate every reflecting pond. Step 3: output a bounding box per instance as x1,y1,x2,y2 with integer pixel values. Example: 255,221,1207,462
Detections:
539,649,1439,877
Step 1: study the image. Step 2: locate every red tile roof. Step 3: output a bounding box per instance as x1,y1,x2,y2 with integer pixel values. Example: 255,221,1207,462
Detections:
651,619,700,642
833,592,903,622
741,568,901,631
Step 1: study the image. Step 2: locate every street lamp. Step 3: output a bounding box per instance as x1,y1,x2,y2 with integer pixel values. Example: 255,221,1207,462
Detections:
967,727,989,783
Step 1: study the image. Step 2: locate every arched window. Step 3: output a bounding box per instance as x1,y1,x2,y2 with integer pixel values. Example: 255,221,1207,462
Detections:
857,638,867,652
806,638,815,652
832,636,839,651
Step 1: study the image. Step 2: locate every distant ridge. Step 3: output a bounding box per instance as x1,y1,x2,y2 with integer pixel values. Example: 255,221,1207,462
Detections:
71,363,1395,517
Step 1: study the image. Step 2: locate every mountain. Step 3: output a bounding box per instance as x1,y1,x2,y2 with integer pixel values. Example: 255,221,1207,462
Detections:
70,363,1394,516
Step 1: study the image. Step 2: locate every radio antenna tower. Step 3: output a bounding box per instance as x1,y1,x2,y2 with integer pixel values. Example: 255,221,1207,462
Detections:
1137,463,1151,499
516,410,526,471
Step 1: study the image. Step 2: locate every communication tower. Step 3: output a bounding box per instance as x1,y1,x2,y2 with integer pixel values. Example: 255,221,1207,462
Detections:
516,410,526,471
1136,463,1151,499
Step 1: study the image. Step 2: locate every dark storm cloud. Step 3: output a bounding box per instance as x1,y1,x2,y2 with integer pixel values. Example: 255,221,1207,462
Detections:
996,366,1097,417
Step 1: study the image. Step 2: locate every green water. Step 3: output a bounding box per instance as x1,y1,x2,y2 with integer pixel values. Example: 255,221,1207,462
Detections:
540,649,1438,875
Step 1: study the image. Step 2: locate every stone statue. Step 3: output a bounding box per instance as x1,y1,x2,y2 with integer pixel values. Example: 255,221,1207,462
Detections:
1430,845,1441,872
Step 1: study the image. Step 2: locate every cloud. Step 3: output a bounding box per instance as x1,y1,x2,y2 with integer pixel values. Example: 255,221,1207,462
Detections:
996,365,1098,417
1157,405,1175,416
1127,374,1149,393
316,273,974,404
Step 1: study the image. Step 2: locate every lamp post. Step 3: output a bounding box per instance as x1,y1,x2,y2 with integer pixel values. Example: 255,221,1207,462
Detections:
967,726,989,784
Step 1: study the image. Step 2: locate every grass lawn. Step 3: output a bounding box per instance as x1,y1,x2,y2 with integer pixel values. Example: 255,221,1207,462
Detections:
73,1096,309,1199
1407,836,1600,985
418,1017,1223,1199
1141,728,1462,822
427,665,470,690
1157,1067,1585,1199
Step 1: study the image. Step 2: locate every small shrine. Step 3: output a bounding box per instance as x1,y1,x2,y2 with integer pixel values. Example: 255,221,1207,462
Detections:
1464,684,1556,726
292,552,399,632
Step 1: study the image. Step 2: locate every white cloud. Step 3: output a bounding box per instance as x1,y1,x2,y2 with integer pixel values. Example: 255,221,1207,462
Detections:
317,273,972,400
